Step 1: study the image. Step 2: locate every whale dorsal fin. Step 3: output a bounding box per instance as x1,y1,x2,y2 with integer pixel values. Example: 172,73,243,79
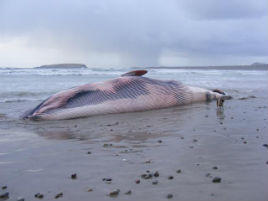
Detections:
121,70,147,77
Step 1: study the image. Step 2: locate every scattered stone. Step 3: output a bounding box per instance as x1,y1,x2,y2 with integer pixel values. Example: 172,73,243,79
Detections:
141,173,152,179
88,188,93,192
17,197,25,201
145,160,151,164
74,125,78,128
154,171,159,177
34,193,44,199
87,151,91,154
71,173,77,179
0,192,9,199
212,177,221,183
124,190,132,195
180,136,184,140
168,176,174,180
157,140,162,143
266,161,268,165
106,122,119,127
212,166,218,170
1,186,7,190
205,115,208,118
166,194,173,199
135,179,140,184
55,192,63,199
103,143,113,147
240,137,245,140
243,141,247,144
152,180,158,185
176,169,182,174
256,128,259,131
102,178,112,182
205,173,212,178
193,139,198,143
210,193,215,197
220,122,223,125
109,189,120,197
263,144,268,149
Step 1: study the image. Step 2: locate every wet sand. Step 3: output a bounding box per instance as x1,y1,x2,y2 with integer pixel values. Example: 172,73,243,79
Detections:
0,93,267,201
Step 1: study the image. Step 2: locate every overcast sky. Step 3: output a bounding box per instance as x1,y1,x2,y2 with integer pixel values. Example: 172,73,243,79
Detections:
0,0,267,68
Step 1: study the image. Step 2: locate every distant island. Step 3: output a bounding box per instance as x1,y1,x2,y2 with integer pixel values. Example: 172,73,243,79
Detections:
36,63,88,69
146,63,268,71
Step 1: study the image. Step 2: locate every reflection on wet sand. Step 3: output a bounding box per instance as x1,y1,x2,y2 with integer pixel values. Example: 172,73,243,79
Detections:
21,104,205,144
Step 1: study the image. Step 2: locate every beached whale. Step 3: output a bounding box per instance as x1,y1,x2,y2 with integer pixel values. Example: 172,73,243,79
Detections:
22,70,231,120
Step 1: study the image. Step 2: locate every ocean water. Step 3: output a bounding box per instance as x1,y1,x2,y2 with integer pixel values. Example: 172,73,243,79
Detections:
0,67,267,119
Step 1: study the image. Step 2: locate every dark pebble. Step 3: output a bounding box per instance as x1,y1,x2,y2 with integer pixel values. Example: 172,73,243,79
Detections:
103,143,113,147
17,198,25,201
152,180,158,185
1,186,7,190
266,161,268,165
263,144,268,149
256,128,259,131
71,173,77,179
210,193,215,196
88,188,93,192
158,140,162,143
34,193,44,199
180,136,184,139
109,189,120,197
205,173,212,178
193,139,198,143
168,176,174,180
141,173,152,179
154,171,159,177
74,125,78,128
87,151,91,154
135,179,140,184
55,192,63,199
124,190,132,195
176,169,182,174
102,178,112,182
243,141,247,144
220,122,223,125
212,177,221,183
166,194,173,199
212,166,218,170
0,192,9,199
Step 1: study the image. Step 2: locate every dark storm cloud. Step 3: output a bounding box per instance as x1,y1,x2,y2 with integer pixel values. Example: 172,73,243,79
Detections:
0,0,267,67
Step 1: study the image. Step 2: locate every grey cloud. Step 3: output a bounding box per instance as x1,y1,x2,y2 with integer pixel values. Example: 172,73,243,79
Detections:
0,0,267,67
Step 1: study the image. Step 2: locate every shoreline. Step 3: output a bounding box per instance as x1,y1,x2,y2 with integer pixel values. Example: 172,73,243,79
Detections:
0,93,267,201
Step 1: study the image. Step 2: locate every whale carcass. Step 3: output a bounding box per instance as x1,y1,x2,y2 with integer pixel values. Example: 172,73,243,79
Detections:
22,70,231,120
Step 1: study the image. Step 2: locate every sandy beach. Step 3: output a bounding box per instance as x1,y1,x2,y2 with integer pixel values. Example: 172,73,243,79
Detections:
0,88,267,201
